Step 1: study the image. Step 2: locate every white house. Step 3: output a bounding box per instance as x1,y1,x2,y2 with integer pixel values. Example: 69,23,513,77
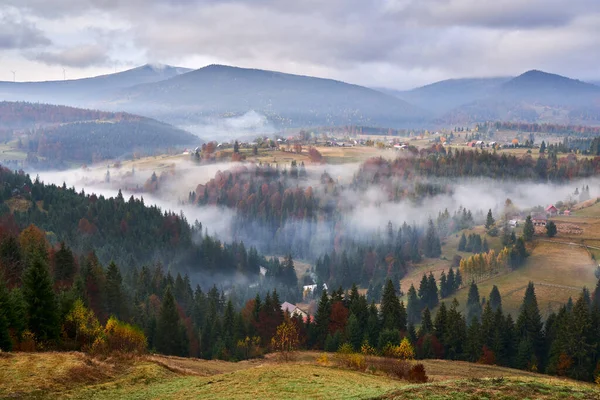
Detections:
281,302,308,318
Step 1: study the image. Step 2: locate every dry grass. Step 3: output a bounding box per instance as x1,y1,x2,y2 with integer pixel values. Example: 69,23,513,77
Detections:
1,351,598,399
449,240,596,317
5,197,32,213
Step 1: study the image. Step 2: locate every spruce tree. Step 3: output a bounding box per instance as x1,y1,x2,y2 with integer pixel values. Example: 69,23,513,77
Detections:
346,313,362,351
546,221,557,238
523,216,535,242
439,270,448,298
485,209,495,229
156,287,185,356
54,242,75,286
434,301,448,340
424,219,442,258
419,307,433,338
458,233,467,251
427,272,439,309
23,255,59,342
466,281,482,324
0,273,12,351
315,289,331,346
489,285,502,312
516,282,544,370
407,284,421,325
381,279,406,331
105,261,125,319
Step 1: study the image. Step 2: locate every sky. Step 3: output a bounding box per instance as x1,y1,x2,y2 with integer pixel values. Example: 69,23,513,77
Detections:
2,0,600,90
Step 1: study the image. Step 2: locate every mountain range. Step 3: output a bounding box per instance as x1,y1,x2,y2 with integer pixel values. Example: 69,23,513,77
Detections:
1,64,600,130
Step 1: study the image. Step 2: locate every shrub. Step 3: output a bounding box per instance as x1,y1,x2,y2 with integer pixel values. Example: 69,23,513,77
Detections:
478,345,496,365
90,317,147,356
346,353,366,371
337,343,354,355
408,363,428,383
316,353,330,366
360,341,377,356
367,357,410,379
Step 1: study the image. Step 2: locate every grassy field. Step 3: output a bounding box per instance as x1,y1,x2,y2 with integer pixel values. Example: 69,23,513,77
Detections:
1,351,597,400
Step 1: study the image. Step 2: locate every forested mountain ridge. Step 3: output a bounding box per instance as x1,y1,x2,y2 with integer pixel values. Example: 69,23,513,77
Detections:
0,166,258,285
99,64,427,128
0,101,200,165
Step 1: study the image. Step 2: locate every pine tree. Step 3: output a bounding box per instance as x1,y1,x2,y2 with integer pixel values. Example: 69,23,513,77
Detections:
419,307,433,338
540,140,546,154
466,281,482,324
485,209,495,229
407,284,421,325
516,282,544,370
23,255,59,342
156,287,185,356
523,216,535,242
489,285,502,312
434,302,448,341
439,270,448,298
54,242,75,287
458,233,467,251
427,273,439,309
546,221,557,238
315,289,331,346
346,313,362,351
381,279,406,331
0,273,12,351
105,261,125,319
424,219,442,258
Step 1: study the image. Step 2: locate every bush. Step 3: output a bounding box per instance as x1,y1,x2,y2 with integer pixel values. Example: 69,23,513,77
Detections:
367,356,410,379
90,317,147,356
316,353,330,366
360,341,377,356
337,343,354,355
408,363,428,383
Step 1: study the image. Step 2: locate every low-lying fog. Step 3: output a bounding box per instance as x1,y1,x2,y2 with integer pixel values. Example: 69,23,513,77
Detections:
35,157,599,248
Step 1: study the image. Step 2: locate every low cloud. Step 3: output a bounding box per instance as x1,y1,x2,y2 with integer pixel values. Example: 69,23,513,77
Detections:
33,44,111,68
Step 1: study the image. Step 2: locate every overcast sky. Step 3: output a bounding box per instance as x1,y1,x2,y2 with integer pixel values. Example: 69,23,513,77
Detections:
2,0,599,89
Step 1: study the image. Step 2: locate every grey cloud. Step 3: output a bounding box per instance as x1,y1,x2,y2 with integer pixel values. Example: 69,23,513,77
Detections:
0,12,51,49
6,0,600,87
32,44,111,68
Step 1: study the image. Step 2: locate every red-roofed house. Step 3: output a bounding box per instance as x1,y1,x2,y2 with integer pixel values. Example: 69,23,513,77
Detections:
546,205,558,216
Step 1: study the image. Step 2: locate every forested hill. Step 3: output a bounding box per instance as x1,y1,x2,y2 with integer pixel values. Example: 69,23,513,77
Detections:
0,166,258,286
0,102,200,165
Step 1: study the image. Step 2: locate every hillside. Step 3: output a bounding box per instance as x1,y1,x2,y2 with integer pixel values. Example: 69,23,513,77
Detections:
438,70,600,125
389,77,511,116
0,352,596,399
0,64,191,107
0,101,200,165
99,64,426,129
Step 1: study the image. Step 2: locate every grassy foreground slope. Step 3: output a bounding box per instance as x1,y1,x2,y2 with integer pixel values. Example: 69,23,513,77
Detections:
1,352,598,400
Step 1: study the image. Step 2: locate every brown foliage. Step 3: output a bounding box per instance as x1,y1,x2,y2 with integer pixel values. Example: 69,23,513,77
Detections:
478,345,496,365
408,363,429,383
328,301,349,334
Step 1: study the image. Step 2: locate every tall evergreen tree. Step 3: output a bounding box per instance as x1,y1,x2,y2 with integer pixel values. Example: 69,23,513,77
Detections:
458,233,467,252
424,219,442,258
466,281,482,324
523,216,535,242
23,255,59,342
407,284,421,325
485,209,495,229
314,289,331,346
516,282,544,370
489,285,502,312
155,287,186,356
105,261,125,319
380,279,406,332
0,273,12,351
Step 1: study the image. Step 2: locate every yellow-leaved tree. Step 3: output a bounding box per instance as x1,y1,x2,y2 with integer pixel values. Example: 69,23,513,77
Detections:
271,315,299,361
397,337,415,360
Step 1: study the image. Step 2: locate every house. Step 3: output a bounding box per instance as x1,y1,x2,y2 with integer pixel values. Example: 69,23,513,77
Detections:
563,210,571,216
532,214,547,226
545,205,558,216
509,219,518,227
281,302,308,318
